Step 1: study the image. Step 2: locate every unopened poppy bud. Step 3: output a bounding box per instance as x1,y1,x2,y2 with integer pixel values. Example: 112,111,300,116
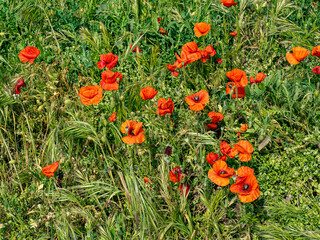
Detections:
65,99,72,106
120,95,124,100
315,90,319,97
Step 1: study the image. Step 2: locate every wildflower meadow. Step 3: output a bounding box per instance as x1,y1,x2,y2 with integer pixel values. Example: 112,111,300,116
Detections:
1,0,320,239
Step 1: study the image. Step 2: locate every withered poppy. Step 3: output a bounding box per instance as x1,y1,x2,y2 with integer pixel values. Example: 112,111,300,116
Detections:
15,77,26,94
185,90,209,111
221,0,238,7
194,22,211,37
226,69,248,87
108,112,117,122
97,53,119,70
312,45,320,58
208,160,235,186
120,120,145,144
159,27,167,35
230,31,237,36
79,85,103,105
286,47,311,65
169,167,186,183
230,174,260,203
206,152,227,165
42,161,59,178
226,82,246,98
100,71,123,91
156,98,174,116
130,45,142,53
220,141,238,158
178,183,190,196
167,64,179,77
140,87,158,100
165,146,172,156
313,66,320,74
233,140,254,162
19,46,41,64
216,58,222,64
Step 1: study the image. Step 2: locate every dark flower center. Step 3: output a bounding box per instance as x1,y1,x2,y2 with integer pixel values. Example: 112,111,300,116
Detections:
228,84,233,89
243,184,250,190
220,170,227,175
194,96,199,102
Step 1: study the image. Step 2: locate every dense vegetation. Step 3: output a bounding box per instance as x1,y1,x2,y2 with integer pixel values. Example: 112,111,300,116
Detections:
1,0,320,239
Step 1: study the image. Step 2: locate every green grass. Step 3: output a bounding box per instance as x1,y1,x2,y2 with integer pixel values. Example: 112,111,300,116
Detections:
1,0,320,239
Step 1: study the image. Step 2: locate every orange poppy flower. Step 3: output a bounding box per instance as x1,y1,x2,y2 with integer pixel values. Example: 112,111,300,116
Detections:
216,58,222,64
201,45,217,63
156,98,174,116
313,66,320,74
19,46,41,64
286,47,311,65
226,82,246,98
208,160,235,186
220,141,238,158
167,64,179,77
97,53,119,70
178,183,190,196
169,167,186,183
230,174,260,203
144,177,150,184
194,22,211,37
312,45,320,58
240,124,248,132
130,45,142,53
140,87,158,100
205,111,224,129
230,31,237,36
120,120,145,144
79,85,103,105
100,71,123,91
226,69,248,87
42,161,59,178
108,112,117,122
221,0,238,7
159,27,167,35
233,140,253,161
177,42,203,65
185,90,209,111
237,166,254,178
206,152,227,165
255,72,266,83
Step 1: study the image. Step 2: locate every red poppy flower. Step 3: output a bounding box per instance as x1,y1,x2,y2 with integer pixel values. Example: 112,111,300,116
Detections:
230,174,260,203
221,0,238,7
176,42,202,65
208,160,235,186
313,66,320,74
206,152,227,165
156,98,174,116
312,45,320,58
220,141,238,158
169,167,186,183
237,124,248,137
205,111,224,129
178,183,190,196
226,69,248,87
15,77,26,94
19,46,41,64
230,31,237,36
255,72,266,83
233,140,254,162
100,71,123,91
78,85,103,105
226,82,246,98
167,64,179,77
97,53,119,70
130,45,142,53
201,45,217,63
158,17,162,23
159,27,167,35
237,166,254,178
140,87,158,100
144,177,150,184
42,161,59,178
194,22,211,37
286,47,311,65
108,112,117,122
216,58,222,64
185,90,209,111
120,120,145,144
